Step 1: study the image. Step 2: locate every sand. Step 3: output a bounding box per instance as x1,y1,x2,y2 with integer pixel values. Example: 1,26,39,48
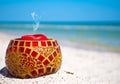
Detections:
0,33,120,84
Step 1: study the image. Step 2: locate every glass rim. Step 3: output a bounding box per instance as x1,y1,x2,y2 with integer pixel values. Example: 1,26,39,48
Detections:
10,38,57,42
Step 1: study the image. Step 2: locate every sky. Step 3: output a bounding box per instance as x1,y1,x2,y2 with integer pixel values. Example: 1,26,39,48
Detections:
0,0,120,21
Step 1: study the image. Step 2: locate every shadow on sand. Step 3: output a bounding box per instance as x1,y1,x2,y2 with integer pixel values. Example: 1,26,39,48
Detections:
0,67,14,78
0,67,46,79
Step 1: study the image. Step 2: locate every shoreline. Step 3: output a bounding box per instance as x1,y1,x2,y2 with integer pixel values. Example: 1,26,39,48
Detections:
0,32,120,84
59,39,120,54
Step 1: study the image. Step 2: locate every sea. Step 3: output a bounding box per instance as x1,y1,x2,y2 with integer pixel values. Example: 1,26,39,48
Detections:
0,21,120,52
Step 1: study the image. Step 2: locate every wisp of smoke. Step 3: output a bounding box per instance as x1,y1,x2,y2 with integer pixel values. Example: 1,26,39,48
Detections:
31,12,41,32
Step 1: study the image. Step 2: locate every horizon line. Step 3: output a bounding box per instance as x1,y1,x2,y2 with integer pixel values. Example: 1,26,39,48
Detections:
0,20,120,25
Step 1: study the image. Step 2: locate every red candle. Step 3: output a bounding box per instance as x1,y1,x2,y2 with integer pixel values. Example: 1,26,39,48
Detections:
21,34,48,40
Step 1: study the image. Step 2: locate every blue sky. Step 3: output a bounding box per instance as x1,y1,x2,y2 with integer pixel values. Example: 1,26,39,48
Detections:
0,0,120,21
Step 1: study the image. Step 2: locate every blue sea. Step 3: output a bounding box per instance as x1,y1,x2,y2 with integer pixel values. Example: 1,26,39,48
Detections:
0,21,120,52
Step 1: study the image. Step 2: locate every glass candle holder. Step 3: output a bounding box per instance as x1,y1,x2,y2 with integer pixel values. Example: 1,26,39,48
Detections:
5,39,62,78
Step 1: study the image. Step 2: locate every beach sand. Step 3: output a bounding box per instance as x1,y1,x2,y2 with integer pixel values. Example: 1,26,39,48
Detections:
0,33,120,84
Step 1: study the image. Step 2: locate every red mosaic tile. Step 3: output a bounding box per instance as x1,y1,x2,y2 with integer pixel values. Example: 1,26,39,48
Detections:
53,51,57,57
41,41,46,46
25,48,31,54
47,41,52,46
8,47,12,53
28,57,32,61
46,67,51,73
29,64,34,69
38,68,44,74
55,41,58,45
25,74,31,78
52,68,56,72
52,41,56,46
19,42,24,46
19,47,24,52
25,42,31,47
56,47,60,53
38,55,44,61
31,70,37,76
32,42,38,46
37,61,41,65
48,55,54,61
43,60,49,66
31,51,38,57
40,65,43,68
22,54,27,57
14,41,18,46
13,47,17,52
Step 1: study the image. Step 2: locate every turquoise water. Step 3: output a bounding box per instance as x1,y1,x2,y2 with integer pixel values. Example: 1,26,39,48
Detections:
0,21,120,52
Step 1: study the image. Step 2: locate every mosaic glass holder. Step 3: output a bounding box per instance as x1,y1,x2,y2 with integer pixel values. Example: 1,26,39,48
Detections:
5,39,62,78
